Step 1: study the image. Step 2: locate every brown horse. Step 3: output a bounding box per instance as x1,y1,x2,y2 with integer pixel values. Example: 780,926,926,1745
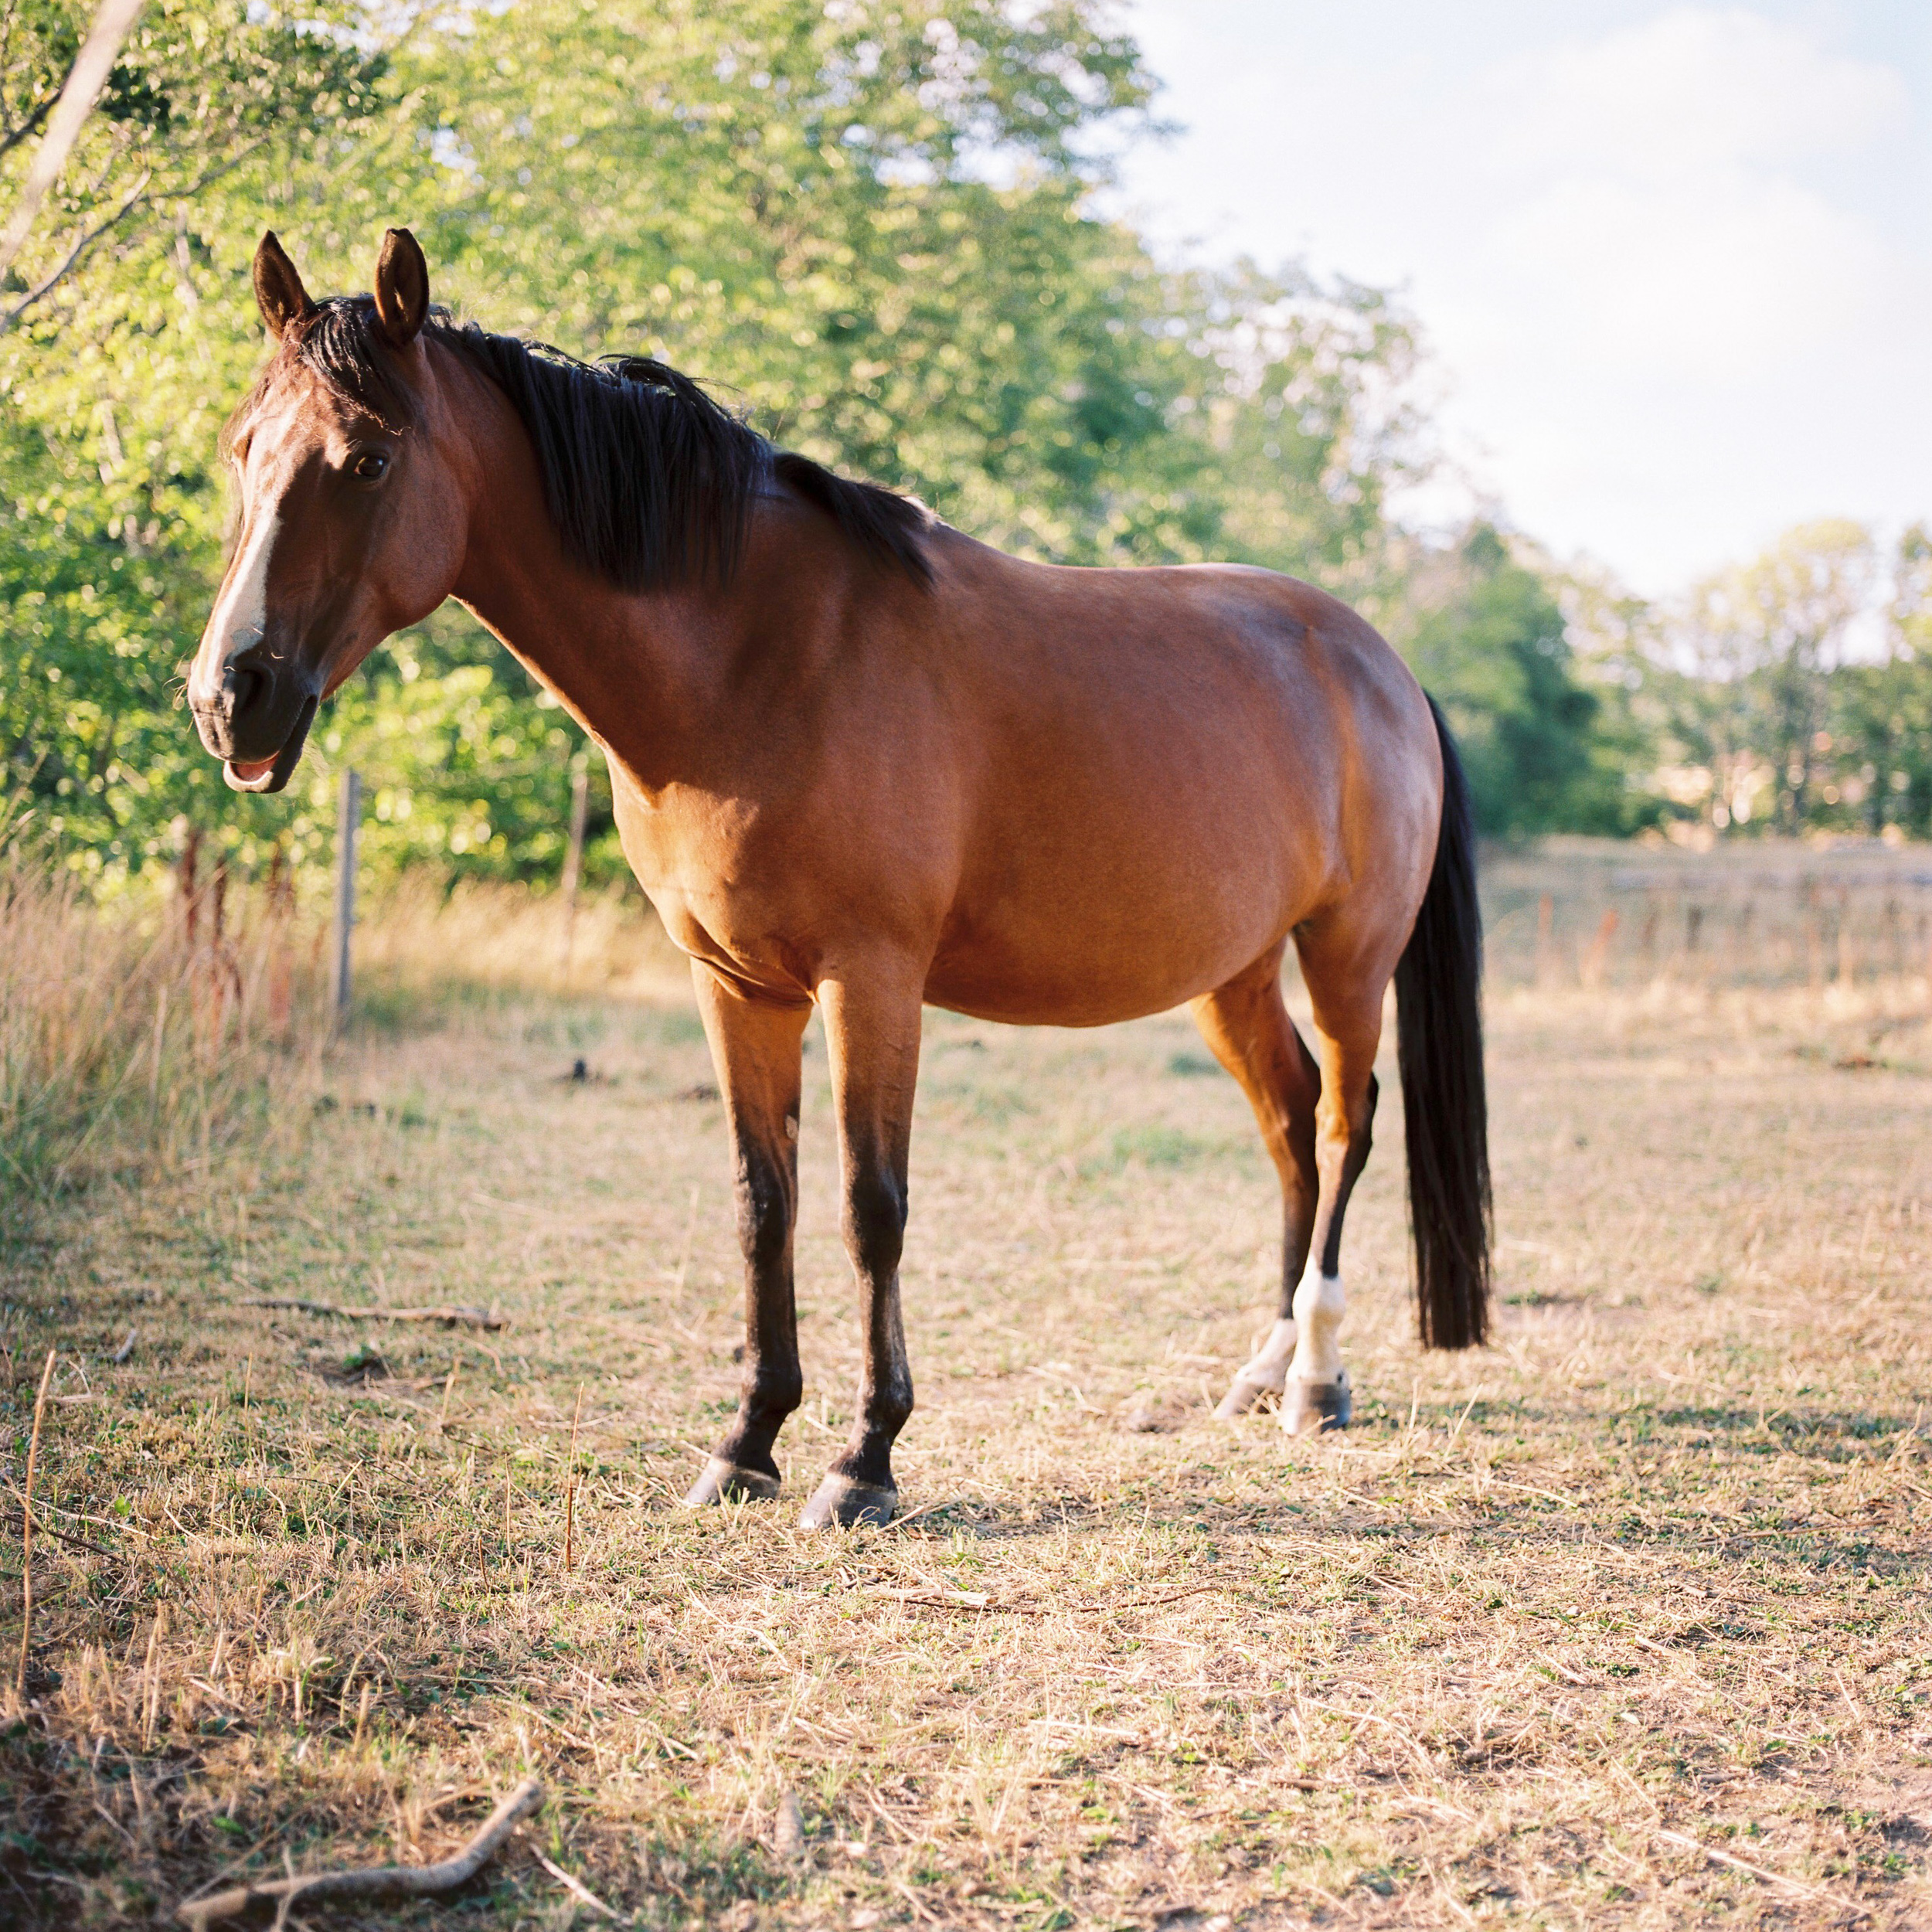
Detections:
188,230,1490,1527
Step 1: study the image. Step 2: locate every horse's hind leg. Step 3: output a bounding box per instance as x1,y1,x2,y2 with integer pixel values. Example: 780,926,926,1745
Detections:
1279,914,1402,1436
683,964,811,1507
798,963,924,1530
1191,946,1324,1417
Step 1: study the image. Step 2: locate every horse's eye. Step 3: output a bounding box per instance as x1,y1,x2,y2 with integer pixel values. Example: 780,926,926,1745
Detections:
352,450,389,481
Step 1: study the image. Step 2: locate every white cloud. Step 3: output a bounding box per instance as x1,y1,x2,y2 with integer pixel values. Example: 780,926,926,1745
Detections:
1115,2,1929,594
1460,9,1903,383
1486,8,1903,179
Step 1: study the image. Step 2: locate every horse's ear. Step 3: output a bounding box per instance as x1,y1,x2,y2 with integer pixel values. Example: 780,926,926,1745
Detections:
372,226,430,349
253,231,315,342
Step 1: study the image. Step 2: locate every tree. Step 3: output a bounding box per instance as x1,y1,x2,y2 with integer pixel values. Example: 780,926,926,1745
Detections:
1675,521,1875,833
1402,526,1617,836
2,0,1434,887
0,0,386,334
0,0,146,300
1820,526,1932,838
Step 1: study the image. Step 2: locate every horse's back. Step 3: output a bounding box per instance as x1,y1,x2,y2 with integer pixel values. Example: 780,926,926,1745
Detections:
917,538,1440,1024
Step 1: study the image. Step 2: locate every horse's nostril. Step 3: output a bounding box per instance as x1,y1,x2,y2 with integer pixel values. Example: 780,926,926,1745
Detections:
230,665,266,719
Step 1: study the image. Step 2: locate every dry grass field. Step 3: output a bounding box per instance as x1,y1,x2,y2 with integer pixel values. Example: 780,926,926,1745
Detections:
3,846,1931,1929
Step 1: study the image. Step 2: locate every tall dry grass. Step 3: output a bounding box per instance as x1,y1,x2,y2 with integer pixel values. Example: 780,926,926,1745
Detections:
350,871,687,1024
0,849,685,1228
0,842,329,1223
9,833,1929,1229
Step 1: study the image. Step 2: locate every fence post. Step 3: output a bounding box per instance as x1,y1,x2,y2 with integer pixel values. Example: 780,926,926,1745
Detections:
331,769,361,1027
560,756,590,976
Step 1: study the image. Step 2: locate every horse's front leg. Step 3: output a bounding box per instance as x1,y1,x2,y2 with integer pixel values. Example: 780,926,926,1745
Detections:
683,962,811,1507
798,966,923,1530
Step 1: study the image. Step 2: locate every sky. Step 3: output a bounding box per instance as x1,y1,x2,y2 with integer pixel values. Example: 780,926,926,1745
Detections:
1112,2,1932,597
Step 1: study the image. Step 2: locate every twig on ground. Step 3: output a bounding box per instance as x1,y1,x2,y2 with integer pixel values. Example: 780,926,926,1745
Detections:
771,1790,805,1858
16,1350,55,1694
111,1329,137,1364
1485,1477,1581,1509
173,1777,543,1927
878,1497,963,1531
532,1849,621,1920
1655,1828,1835,1901
1539,1652,1596,1686
240,1296,506,1330
3,1490,118,1557
866,1581,1222,1617
141,1611,163,1749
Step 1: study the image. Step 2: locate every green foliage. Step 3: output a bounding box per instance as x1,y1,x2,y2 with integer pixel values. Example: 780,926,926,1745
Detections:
1643,521,1927,840
1,0,391,880
1811,524,1932,839
1404,527,1629,836
6,2,1921,884
1823,653,1932,839
2,0,1444,893
1,0,387,329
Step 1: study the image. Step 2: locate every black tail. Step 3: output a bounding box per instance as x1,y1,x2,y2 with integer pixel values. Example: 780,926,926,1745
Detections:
1394,696,1491,1349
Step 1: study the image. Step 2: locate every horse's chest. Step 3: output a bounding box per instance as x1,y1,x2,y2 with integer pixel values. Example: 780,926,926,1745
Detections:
611,781,757,886
611,782,804,985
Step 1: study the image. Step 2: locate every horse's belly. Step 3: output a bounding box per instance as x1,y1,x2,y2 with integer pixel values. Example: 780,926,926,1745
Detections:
922,855,1304,1027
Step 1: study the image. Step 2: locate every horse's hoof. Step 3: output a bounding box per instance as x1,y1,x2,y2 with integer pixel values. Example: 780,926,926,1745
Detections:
1213,1372,1283,1420
798,1472,897,1529
1214,1318,1296,1418
683,1457,781,1507
1280,1370,1350,1437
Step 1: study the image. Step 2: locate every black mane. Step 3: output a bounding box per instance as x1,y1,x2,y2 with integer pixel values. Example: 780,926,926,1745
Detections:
240,294,934,592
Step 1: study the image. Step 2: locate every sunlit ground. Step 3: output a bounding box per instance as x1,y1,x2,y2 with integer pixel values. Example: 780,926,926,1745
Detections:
3,866,1930,1928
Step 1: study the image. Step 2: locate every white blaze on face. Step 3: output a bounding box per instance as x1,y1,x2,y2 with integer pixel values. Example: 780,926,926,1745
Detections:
189,502,283,709
190,406,305,713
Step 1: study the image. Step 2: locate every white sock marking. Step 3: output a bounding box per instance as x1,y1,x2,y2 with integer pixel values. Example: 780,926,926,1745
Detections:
1230,1316,1298,1396
1289,1269,1345,1383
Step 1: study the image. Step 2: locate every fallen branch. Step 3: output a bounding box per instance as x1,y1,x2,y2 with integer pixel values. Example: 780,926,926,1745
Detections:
174,1777,542,1927
240,1296,505,1332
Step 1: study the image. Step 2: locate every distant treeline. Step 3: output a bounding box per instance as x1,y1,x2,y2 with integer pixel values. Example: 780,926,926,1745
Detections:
2,2,1925,896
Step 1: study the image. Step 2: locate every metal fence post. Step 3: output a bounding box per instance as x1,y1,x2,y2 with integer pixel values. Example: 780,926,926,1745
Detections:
560,756,590,975
332,769,360,1026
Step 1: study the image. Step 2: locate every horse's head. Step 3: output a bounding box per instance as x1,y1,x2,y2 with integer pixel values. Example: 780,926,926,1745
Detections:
188,229,465,792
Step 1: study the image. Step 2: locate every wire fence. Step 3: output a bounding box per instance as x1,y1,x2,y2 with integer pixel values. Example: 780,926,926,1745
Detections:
1475,838,1932,992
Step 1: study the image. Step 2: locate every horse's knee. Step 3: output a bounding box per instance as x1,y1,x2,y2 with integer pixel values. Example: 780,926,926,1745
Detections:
842,1165,906,1283
733,1151,794,1271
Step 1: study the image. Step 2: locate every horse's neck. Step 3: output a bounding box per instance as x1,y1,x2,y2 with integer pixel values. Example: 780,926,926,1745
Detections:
445,393,731,791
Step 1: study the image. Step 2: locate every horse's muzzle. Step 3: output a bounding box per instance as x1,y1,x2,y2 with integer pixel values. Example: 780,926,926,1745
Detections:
189,650,319,794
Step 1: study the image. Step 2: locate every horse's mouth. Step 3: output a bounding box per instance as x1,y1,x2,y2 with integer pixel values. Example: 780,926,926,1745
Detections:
223,694,318,795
